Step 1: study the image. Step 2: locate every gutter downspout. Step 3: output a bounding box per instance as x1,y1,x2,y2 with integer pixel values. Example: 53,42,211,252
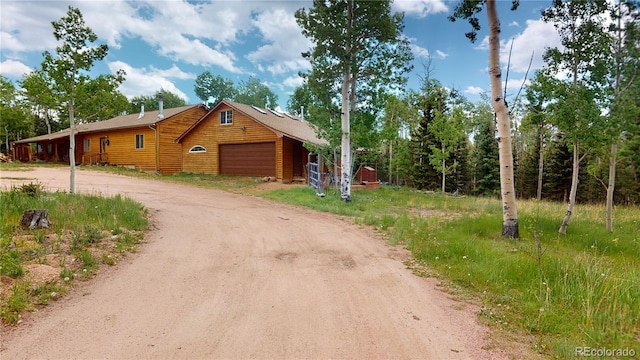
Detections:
148,124,159,174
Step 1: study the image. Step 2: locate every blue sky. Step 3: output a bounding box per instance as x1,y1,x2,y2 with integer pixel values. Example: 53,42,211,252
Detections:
0,0,562,112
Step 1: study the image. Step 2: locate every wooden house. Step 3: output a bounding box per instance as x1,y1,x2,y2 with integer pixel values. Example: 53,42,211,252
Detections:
13,100,327,182
177,100,327,182
13,104,208,175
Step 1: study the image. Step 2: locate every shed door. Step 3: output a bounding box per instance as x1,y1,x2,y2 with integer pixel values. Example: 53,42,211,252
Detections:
219,142,276,176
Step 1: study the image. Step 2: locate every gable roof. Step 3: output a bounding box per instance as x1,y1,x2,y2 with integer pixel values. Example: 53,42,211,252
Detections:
14,105,204,144
176,100,328,146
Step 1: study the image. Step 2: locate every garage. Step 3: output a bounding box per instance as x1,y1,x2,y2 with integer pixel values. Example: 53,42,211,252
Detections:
219,142,276,176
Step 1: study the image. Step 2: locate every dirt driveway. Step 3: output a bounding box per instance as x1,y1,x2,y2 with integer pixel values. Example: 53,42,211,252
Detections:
0,167,510,359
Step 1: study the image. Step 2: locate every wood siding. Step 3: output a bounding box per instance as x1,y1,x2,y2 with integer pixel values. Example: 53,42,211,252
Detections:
156,107,207,175
77,106,206,173
282,137,293,182
181,104,281,176
79,128,156,171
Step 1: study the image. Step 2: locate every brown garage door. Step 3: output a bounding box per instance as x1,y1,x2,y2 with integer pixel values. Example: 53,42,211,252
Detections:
219,142,276,176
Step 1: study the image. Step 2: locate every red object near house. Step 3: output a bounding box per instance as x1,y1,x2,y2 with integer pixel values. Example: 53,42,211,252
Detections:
357,165,377,183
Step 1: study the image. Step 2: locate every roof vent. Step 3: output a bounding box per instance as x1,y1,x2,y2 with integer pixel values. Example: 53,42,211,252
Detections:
251,105,267,114
138,103,145,119
157,93,164,119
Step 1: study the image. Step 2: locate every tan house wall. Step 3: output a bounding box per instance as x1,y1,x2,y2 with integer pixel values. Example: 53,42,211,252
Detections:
80,127,156,171
157,107,207,175
78,106,206,174
181,104,281,176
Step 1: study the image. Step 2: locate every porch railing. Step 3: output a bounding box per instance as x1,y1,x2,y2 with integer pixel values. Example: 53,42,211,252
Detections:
82,153,109,165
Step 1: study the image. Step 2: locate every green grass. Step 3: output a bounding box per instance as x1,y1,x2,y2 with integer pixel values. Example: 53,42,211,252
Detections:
3,164,637,356
0,184,148,236
0,181,149,325
0,281,32,325
260,185,640,358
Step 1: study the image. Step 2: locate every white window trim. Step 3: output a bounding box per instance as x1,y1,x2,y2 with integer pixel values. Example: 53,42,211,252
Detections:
220,110,233,125
189,145,207,153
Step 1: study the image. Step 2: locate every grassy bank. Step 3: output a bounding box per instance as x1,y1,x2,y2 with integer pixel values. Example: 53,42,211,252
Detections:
0,182,148,325
260,186,640,358
2,163,637,356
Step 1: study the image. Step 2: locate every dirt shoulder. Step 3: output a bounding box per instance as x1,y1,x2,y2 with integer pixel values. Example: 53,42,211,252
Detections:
1,167,520,359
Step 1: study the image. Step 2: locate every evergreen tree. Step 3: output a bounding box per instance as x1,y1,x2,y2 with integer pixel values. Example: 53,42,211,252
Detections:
516,132,542,199
409,80,448,190
543,133,573,202
450,137,472,193
473,114,500,196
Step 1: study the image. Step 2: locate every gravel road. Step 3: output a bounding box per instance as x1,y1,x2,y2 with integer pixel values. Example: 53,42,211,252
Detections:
0,167,510,359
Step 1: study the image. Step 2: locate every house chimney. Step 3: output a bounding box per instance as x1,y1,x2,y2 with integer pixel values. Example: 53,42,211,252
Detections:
157,93,164,119
300,106,304,122
138,103,145,119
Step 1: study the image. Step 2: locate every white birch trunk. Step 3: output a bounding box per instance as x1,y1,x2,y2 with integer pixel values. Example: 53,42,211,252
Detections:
559,143,580,234
487,0,519,238
441,144,446,193
537,125,544,201
606,143,617,232
69,99,76,194
388,141,393,184
340,70,352,202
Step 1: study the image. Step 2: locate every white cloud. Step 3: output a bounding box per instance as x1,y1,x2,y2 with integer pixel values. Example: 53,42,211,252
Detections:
504,77,531,90
435,50,448,59
410,43,430,59
148,65,195,80
283,75,304,88
464,86,485,95
475,20,561,73
502,19,561,73
509,21,520,27
108,61,190,101
246,8,312,75
392,0,448,18
0,2,61,52
0,59,32,78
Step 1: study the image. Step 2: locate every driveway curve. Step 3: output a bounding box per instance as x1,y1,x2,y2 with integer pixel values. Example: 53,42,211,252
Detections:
1,167,508,359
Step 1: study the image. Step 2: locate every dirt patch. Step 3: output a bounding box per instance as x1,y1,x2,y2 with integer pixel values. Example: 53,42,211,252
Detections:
23,264,59,284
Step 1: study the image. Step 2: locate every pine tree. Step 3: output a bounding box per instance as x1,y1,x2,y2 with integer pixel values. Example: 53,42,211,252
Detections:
473,115,500,196
543,133,572,202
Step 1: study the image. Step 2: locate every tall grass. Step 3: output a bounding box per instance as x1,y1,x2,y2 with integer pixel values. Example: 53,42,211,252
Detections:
261,185,640,357
0,183,148,236
0,183,149,324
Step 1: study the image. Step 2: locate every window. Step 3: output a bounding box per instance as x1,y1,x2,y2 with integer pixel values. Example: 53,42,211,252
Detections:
189,145,207,153
135,134,144,149
220,110,233,125
83,138,91,152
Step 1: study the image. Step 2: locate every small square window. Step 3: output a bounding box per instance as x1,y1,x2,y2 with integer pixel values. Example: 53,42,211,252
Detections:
220,110,233,125
135,134,144,149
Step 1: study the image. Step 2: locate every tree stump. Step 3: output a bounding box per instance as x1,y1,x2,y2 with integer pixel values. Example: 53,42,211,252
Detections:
20,209,51,229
